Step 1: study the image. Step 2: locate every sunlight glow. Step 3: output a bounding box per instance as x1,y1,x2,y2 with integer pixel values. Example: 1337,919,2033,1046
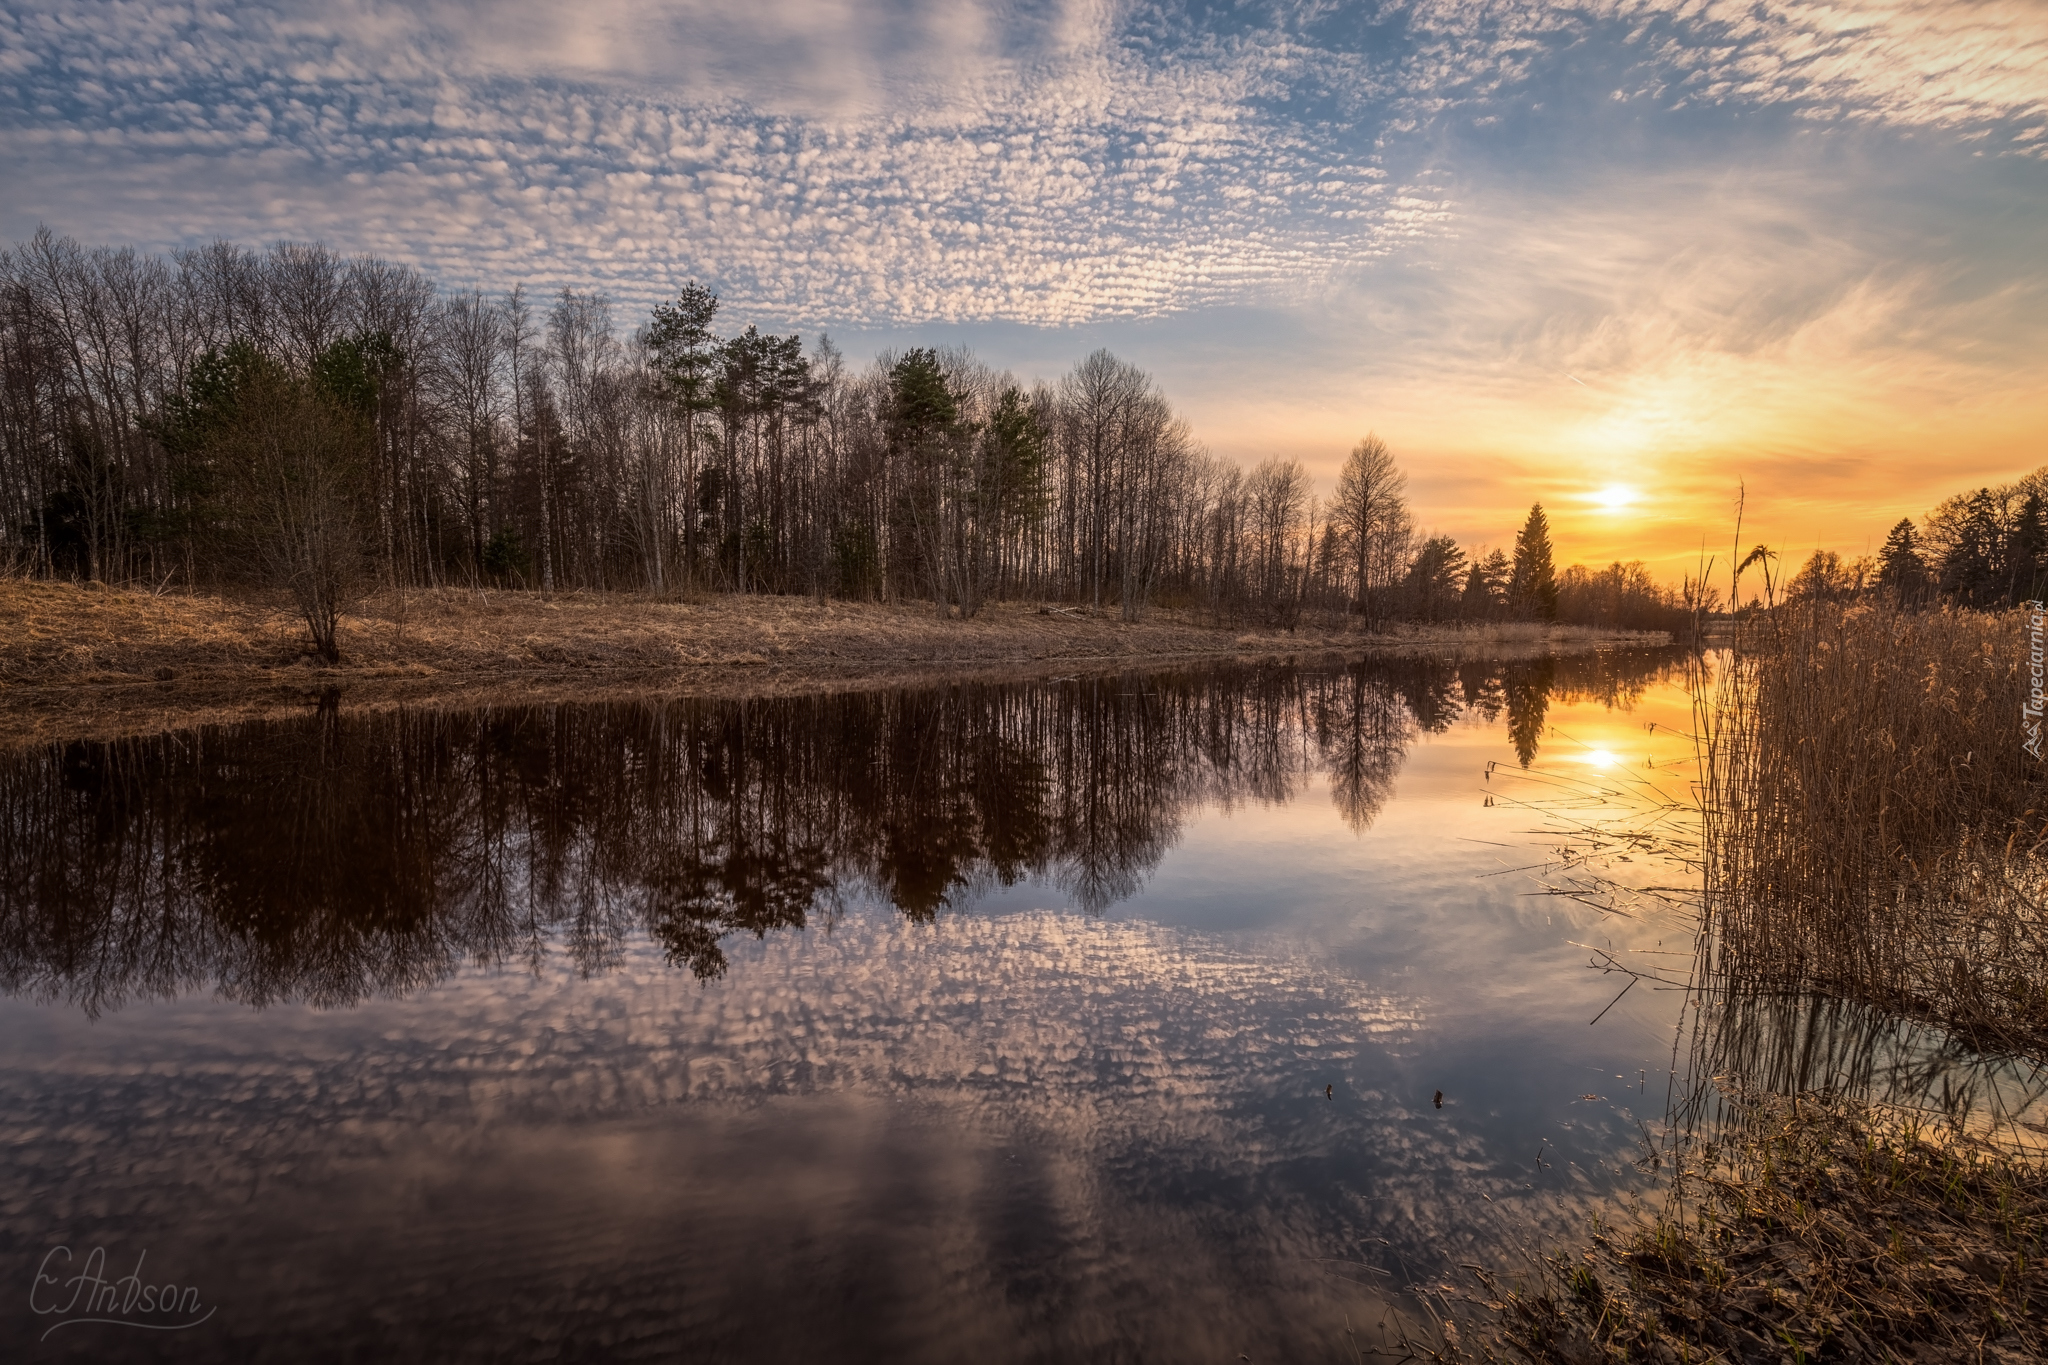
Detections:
1590,485,1640,513
1580,749,1622,768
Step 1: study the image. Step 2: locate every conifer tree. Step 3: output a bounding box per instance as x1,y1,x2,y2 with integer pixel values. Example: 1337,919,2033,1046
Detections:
1875,518,1930,604
2009,492,2047,604
1509,503,1557,621
1935,490,2002,607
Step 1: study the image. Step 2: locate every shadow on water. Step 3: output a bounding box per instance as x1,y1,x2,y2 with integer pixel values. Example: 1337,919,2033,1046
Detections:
0,649,1682,1016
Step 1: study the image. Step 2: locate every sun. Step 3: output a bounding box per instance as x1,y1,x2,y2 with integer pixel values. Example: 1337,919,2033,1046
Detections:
1590,484,1640,513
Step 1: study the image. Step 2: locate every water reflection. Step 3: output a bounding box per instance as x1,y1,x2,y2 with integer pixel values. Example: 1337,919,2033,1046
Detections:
0,651,1681,1015
1675,983,2048,1155
0,647,1702,1361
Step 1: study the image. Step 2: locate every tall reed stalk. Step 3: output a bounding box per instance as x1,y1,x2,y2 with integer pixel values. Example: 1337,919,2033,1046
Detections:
1699,598,2048,1053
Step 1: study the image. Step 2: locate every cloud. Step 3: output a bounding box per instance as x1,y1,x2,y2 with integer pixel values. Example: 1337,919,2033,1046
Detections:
4,0,2042,329
1395,0,2048,131
1120,119,2047,574
0,0,1411,322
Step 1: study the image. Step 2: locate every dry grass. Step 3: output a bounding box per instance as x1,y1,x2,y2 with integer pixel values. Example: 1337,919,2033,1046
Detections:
1701,601,2048,1056
1486,1090,2048,1364
0,578,1666,749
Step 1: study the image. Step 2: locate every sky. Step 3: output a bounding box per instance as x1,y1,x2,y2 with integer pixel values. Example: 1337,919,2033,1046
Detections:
3,0,2044,580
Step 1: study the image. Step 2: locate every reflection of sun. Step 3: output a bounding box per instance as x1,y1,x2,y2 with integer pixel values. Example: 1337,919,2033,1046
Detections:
1581,749,1621,768
1591,485,1639,512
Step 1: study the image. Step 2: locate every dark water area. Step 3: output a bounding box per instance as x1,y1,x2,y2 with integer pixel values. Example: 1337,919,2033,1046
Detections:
1,650,1705,1362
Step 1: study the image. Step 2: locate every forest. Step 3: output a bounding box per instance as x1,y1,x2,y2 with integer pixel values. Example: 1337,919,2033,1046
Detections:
1,231,1702,659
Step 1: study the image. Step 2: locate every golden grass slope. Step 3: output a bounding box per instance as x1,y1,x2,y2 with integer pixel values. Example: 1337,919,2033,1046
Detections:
0,579,1663,749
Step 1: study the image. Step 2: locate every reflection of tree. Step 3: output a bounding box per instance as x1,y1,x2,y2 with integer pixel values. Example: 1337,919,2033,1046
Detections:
647,846,829,978
1494,649,1683,769
1546,647,1683,711
0,650,1681,1009
1392,662,1462,736
1312,668,1416,833
1503,658,1556,768
1668,981,2048,1159
1456,662,1505,721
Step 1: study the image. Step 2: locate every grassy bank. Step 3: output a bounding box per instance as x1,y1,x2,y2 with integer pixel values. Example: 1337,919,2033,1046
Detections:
0,579,1663,748
1488,1090,2048,1364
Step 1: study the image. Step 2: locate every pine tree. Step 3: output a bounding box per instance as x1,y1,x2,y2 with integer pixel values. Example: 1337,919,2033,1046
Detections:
1459,560,1493,619
644,283,722,586
1509,504,1558,621
1402,534,1466,620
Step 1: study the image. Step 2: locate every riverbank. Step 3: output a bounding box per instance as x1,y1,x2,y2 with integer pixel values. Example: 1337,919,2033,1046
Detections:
0,579,1666,749
1482,1090,2047,1364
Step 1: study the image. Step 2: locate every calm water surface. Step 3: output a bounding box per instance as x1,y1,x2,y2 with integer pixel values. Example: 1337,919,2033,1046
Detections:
1,652,1707,1362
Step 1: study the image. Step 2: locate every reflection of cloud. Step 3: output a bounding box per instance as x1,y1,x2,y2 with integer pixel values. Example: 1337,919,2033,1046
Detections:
0,911,1424,1134
0,910,1470,1349
0,903,1655,1352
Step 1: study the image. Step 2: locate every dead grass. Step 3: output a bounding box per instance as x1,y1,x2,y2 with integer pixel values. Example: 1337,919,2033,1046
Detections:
1485,1090,2048,1364
0,579,1667,748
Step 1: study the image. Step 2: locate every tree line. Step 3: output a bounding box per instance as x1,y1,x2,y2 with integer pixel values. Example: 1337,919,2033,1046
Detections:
2,230,1698,654
1759,468,2048,611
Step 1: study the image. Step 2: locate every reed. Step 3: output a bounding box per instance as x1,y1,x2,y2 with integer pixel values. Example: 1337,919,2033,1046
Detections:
1700,599,2048,1054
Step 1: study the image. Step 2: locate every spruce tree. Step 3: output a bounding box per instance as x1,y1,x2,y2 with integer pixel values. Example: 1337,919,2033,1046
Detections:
1459,560,1492,618
1937,490,2001,607
1510,503,1558,621
1875,518,1929,604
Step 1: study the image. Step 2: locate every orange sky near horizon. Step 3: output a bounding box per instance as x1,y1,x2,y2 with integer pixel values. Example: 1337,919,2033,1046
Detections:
1169,173,2048,588
1220,383,2048,588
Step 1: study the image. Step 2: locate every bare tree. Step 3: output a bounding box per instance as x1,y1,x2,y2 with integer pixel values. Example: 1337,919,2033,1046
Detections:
1245,458,1311,622
433,290,504,575
208,358,373,662
1332,433,1410,631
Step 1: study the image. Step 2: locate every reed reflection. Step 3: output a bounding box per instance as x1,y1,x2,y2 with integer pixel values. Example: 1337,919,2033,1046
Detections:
1674,983,2048,1153
0,650,1682,1014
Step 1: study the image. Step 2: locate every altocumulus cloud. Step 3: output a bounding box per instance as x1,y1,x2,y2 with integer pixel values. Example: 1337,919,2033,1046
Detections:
0,0,2043,327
